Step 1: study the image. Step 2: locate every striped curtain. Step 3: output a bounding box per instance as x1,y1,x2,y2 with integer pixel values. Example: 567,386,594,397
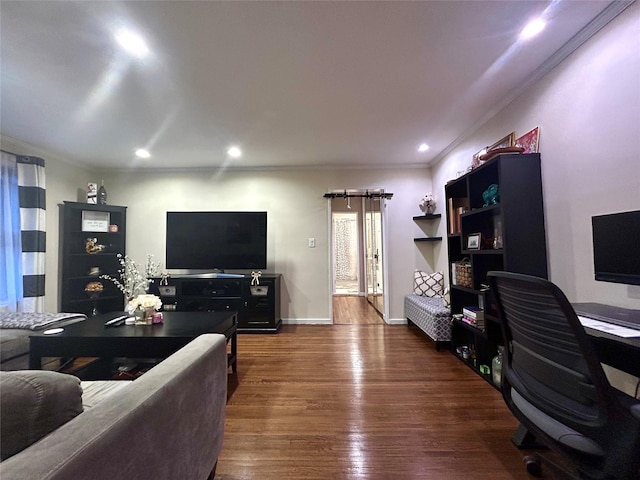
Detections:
0,152,46,312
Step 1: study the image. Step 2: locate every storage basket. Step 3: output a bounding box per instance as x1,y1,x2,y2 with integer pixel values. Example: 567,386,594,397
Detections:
455,258,472,288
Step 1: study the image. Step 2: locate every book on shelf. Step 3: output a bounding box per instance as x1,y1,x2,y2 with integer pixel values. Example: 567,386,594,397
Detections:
448,198,455,233
460,316,485,331
461,315,485,331
462,307,485,329
447,198,468,234
462,306,484,319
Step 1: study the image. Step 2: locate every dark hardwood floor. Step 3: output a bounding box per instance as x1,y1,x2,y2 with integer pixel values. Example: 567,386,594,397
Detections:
333,295,383,324
217,324,561,479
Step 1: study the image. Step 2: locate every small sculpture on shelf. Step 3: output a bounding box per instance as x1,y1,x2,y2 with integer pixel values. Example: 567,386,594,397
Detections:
97,180,108,205
482,184,499,207
88,266,102,276
85,238,106,254
87,183,97,204
419,193,436,215
84,281,104,317
84,281,104,299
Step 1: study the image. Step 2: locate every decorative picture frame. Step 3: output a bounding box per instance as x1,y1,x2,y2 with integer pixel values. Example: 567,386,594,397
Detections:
467,232,481,250
488,132,515,151
82,210,110,232
514,127,540,154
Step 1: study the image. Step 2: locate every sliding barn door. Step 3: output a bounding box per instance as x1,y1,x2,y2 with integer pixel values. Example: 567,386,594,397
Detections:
364,196,384,315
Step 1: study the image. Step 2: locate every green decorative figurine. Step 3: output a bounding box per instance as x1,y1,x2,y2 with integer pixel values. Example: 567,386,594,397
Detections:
482,184,499,206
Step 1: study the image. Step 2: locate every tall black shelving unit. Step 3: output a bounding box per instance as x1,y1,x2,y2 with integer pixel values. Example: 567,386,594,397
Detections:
445,153,547,383
59,201,127,316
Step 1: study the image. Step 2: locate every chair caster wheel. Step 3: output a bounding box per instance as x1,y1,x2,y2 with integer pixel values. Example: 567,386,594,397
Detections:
524,455,542,476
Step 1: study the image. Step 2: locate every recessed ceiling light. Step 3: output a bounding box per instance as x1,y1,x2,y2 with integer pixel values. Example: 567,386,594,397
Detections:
115,28,149,58
418,143,430,152
227,146,242,158
520,18,546,40
135,148,151,159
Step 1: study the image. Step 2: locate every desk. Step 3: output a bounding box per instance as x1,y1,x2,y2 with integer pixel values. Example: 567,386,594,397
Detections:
512,302,640,450
573,302,640,378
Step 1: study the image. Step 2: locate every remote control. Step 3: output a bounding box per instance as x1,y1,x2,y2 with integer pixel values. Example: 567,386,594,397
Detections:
104,315,128,327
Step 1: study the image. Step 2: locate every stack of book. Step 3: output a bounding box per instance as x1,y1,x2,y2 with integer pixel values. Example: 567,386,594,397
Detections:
462,306,485,331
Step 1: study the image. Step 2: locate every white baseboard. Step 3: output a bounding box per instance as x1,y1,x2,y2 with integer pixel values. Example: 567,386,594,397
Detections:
282,318,332,325
282,318,407,326
385,318,407,325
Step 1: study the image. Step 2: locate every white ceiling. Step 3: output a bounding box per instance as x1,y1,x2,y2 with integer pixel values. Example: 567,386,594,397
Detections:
0,1,622,170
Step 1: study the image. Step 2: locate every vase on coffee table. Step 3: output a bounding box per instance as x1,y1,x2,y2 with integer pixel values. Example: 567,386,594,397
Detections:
134,307,155,325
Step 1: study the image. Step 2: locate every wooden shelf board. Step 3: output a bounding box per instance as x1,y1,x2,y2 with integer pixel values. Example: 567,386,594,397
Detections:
461,249,503,255
412,214,442,220
452,318,488,338
414,237,443,242
451,285,479,294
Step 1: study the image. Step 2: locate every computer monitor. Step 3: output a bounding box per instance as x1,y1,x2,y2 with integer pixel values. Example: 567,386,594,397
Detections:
592,210,640,285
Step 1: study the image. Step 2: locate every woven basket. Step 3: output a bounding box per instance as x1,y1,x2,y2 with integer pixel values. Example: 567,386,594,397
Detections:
455,259,472,288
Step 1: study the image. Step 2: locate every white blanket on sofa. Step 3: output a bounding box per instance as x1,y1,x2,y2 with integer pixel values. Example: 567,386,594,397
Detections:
0,313,86,330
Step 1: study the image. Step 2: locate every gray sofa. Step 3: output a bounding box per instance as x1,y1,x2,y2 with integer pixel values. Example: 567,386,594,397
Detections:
0,328,31,370
0,333,227,480
0,313,89,371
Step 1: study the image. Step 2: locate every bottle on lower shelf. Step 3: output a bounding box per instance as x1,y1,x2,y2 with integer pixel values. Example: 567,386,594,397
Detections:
492,346,504,387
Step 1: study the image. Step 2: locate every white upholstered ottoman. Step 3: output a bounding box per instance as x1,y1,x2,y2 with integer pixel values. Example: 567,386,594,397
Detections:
404,294,452,350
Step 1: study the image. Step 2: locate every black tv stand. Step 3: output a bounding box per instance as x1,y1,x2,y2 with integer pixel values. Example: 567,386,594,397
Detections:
149,274,282,333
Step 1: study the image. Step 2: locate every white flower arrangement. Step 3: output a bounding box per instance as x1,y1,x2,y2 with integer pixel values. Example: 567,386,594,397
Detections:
100,253,162,299
126,294,162,314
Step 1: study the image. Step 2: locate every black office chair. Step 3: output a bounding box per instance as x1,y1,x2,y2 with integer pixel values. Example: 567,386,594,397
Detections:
487,271,640,480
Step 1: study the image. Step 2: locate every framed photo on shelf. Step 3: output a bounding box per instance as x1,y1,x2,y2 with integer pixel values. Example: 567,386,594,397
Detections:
488,132,515,151
467,232,481,250
515,127,540,153
82,210,110,232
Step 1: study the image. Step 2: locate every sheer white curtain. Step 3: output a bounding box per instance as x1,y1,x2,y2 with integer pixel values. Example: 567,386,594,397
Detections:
333,214,358,281
0,152,23,311
0,151,46,312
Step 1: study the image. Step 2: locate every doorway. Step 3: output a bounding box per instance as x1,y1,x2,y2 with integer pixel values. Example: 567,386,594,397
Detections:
328,190,390,325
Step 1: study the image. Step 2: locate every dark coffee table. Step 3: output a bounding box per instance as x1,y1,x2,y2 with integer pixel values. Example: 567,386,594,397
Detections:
29,311,237,373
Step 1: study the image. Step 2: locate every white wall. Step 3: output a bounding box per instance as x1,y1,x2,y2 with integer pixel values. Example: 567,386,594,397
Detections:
432,2,640,308
101,167,434,322
0,137,434,320
90,167,434,323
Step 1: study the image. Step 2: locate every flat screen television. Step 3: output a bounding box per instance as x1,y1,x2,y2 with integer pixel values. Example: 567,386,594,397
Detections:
166,211,267,270
592,209,640,285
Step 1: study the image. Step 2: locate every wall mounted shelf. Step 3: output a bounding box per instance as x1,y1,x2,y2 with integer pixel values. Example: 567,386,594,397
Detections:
413,212,442,243
413,213,442,220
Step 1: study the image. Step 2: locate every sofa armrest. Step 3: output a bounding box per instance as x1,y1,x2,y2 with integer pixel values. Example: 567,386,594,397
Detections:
1,334,227,480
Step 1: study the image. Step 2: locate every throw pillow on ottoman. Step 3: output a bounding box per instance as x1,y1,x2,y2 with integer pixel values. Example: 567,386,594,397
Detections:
0,370,83,460
413,270,444,297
